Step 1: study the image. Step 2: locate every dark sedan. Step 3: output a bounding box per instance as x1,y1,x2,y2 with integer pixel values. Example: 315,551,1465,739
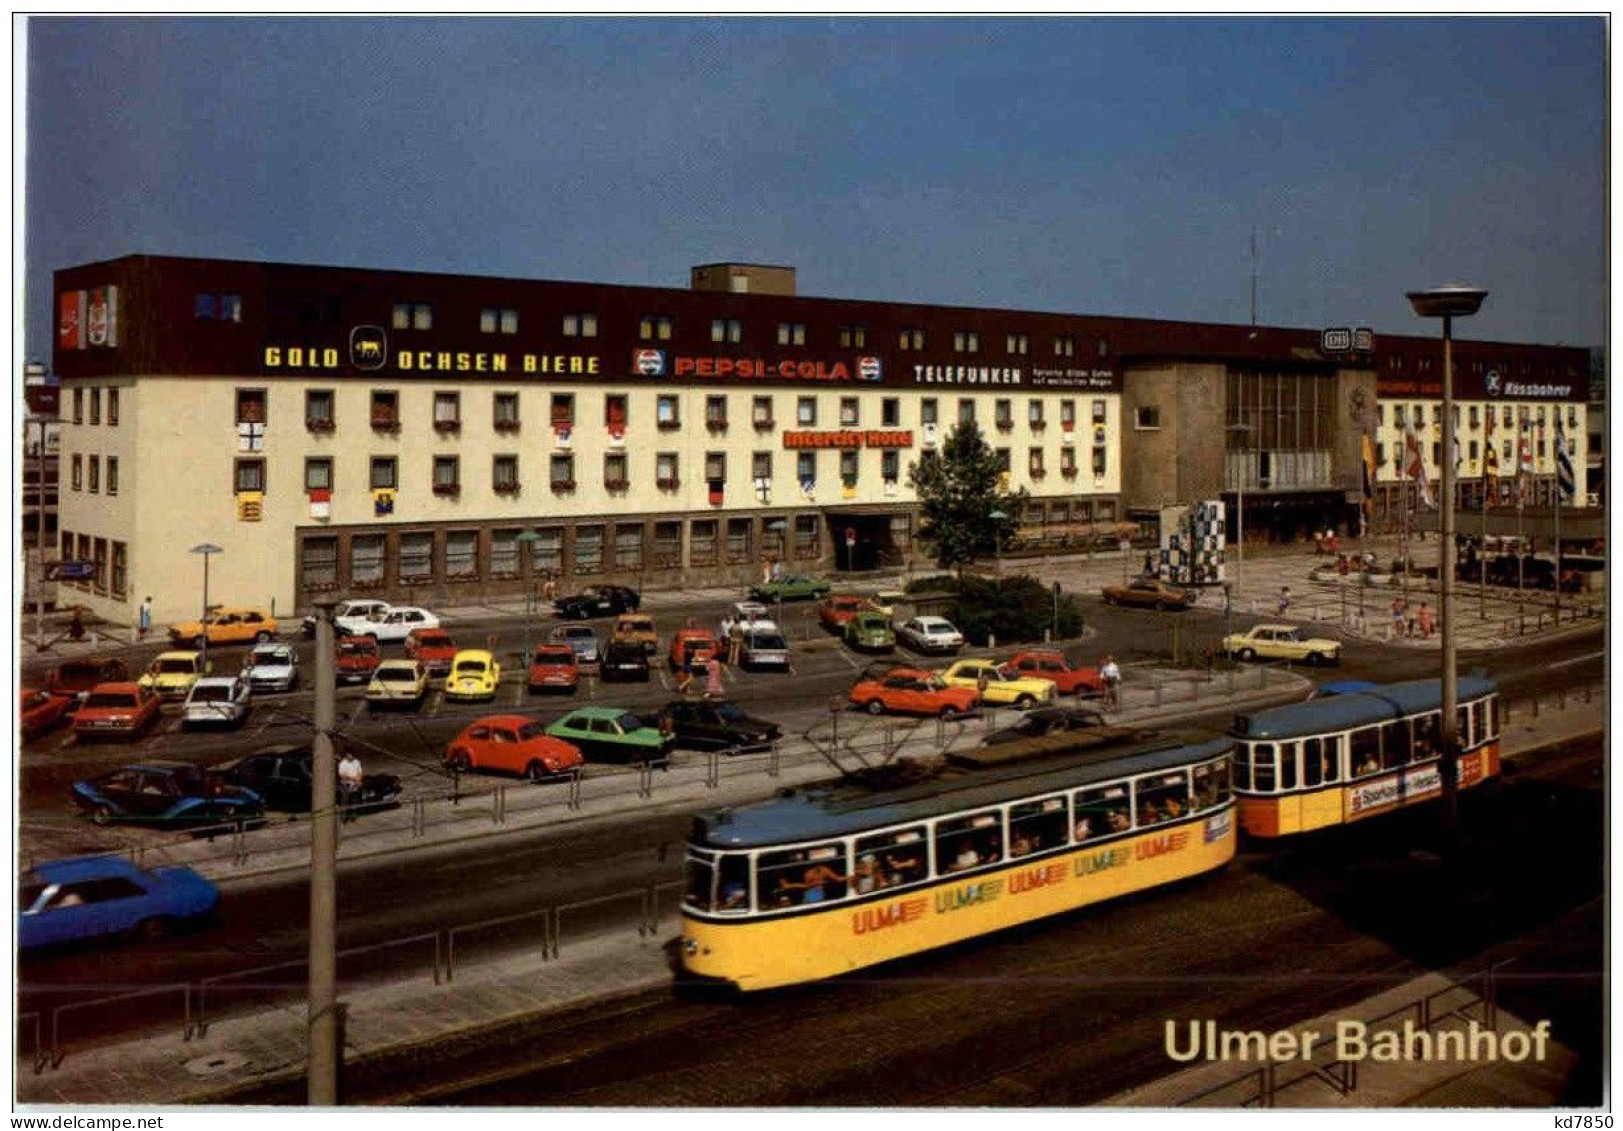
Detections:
71,762,263,830
982,705,1108,746
554,585,641,619
599,639,652,683
212,745,402,813
1099,577,1198,610
648,699,782,753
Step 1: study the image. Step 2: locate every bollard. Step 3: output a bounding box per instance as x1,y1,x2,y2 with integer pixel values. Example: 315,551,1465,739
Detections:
1558,686,1566,710
1532,695,1540,718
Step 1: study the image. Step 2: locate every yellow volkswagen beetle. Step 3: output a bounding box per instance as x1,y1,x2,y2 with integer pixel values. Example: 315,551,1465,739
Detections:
939,658,1056,708
444,650,502,702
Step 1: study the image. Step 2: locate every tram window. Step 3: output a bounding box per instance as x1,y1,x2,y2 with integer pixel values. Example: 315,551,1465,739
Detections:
1484,698,1497,741
1278,743,1298,791
756,842,850,908
1300,739,1320,787
1135,771,1190,827
1252,745,1276,793
935,810,1004,873
1073,784,1131,841
854,827,929,891
1413,714,1440,763
1191,760,1229,810
1009,796,1067,857
715,855,751,913
1360,724,1394,773
1457,707,1472,750
1232,744,1251,791
684,851,716,911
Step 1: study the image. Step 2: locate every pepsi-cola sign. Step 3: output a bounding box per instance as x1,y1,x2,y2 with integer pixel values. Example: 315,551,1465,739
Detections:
858,356,882,381
636,349,666,377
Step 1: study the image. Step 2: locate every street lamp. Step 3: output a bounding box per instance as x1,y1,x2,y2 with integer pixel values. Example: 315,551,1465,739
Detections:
1407,282,1488,837
189,543,223,671
516,529,541,666
989,509,1008,574
1226,421,1252,592
766,520,788,619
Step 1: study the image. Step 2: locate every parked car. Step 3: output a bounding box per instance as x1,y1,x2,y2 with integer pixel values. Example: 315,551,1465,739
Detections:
46,657,129,700
554,585,641,619
20,857,219,950
739,620,791,671
1099,577,1198,610
181,675,253,729
70,761,263,829
983,705,1108,746
818,595,870,633
526,645,580,693
1007,650,1105,697
366,659,430,707
137,651,211,701
613,613,659,656
169,607,279,648
550,624,601,665
939,658,1057,708
71,683,162,741
302,599,392,638
844,611,896,653
847,666,979,718
20,689,76,741
242,642,299,694
335,635,383,684
895,616,965,655
546,707,674,763
1222,624,1341,665
600,639,652,683
361,606,441,644
405,628,458,677
444,650,501,701
650,699,781,753
213,745,401,812
445,716,584,782
668,629,721,673
732,600,771,622
749,574,832,603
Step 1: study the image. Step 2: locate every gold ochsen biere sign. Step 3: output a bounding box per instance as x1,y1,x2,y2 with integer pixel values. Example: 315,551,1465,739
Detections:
264,346,600,375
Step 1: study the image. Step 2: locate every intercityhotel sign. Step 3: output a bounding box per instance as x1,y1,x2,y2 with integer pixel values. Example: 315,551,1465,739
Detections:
782,430,914,449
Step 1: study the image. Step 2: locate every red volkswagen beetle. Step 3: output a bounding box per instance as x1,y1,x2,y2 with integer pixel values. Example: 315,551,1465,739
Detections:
445,715,584,782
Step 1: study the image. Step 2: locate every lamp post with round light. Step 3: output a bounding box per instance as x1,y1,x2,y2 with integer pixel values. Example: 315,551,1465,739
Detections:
1227,421,1252,594
516,529,540,666
189,543,223,671
1406,283,1487,835
989,509,1008,575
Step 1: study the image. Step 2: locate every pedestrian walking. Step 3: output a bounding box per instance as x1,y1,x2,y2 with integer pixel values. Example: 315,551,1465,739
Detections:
137,596,152,641
1277,586,1291,617
1416,601,1435,638
704,654,724,699
719,613,735,644
1326,529,1338,555
1391,597,1406,639
68,607,86,642
728,618,745,665
1100,654,1122,711
1314,530,1325,556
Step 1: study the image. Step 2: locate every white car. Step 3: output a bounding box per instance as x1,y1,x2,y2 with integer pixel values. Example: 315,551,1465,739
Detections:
302,599,393,638
732,601,771,622
243,643,299,694
181,675,252,729
361,606,441,644
896,616,965,655
365,659,429,708
739,620,791,671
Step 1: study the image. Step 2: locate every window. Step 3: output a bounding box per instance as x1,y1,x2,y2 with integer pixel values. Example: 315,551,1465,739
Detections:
370,457,397,490
111,541,127,598
1060,447,1078,476
306,389,335,430
236,388,266,425
639,315,673,341
840,397,859,426
1503,406,1513,426
1028,400,1045,428
994,448,1011,474
727,518,752,562
881,397,900,427
70,454,82,491
752,451,773,481
757,842,850,908
392,302,432,330
1054,335,1075,358
777,322,806,346
1376,443,1385,467
433,455,460,494
994,399,1013,430
1135,405,1160,430
562,313,598,337
752,396,775,428
615,524,644,570
73,387,83,424
493,454,519,493
653,521,682,567
1061,400,1076,429
958,399,976,425
88,455,100,493
550,453,576,488
705,452,727,483
106,456,119,496
605,452,629,489
573,525,604,573
235,458,265,493
493,391,520,430
550,393,574,427
195,292,243,321
881,450,900,481
1395,405,1408,428
1073,783,1130,840
797,397,818,426
1092,400,1107,424
1092,445,1108,476
953,331,980,353
921,398,938,425
839,325,867,348
433,391,461,430
1028,448,1045,477
371,390,399,430
89,389,101,425
657,395,681,428
935,809,1003,873
532,527,563,574
489,529,520,577
710,318,742,344
445,530,478,578
705,395,728,429
794,514,819,556
305,457,333,492
657,452,680,488
839,449,858,484
400,532,434,582
479,307,519,334
898,328,925,350
796,451,817,487
1009,796,1066,855
689,520,718,566
1469,405,1479,428
1469,440,1479,462
1006,333,1029,355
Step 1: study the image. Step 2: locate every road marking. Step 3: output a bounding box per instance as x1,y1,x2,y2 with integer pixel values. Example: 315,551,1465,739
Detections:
1544,651,1606,671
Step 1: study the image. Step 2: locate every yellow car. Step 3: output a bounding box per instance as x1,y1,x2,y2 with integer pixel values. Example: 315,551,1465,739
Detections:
444,650,502,701
613,613,659,657
366,659,430,708
939,658,1057,708
168,607,279,648
137,651,212,701
1222,624,1342,666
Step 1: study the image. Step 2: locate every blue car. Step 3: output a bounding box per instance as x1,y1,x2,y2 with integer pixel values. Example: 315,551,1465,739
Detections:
70,760,264,829
19,857,219,948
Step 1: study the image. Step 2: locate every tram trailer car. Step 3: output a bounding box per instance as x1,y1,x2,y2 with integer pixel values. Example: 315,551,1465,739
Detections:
1229,676,1499,839
681,728,1236,992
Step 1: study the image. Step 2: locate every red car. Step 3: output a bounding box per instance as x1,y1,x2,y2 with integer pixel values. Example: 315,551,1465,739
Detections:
818,595,869,633
1008,651,1106,697
336,635,382,684
20,688,76,740
445,715,584,782
406,628,458,678
668,629,721,672
526,645,580,693
847,667,979,719
71,682,161,741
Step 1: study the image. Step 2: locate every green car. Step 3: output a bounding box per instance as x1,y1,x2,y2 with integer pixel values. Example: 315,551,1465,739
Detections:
749,574,832,602
545,707,675,764
844,611,896,653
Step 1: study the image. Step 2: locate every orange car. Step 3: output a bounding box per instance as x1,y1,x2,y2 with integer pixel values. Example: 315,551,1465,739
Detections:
71,682,162,741
669,629,721,672
526,645,580,693
335,635,382,685
406,628,458,678
819,595,869,633
1007,651,1106,697
847,666,979,719
444,715,584,782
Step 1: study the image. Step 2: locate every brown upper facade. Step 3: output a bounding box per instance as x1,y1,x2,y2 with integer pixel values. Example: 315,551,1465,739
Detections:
53,254,1589,402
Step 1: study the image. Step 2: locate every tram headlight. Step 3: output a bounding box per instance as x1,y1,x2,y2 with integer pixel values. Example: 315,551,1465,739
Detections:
682,937,699,956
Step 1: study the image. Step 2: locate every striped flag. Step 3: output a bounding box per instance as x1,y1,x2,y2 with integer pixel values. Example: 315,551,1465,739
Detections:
1483,405,1497,507
1405,426,1434,508
1516,420,1532,508
1556,420,1577,503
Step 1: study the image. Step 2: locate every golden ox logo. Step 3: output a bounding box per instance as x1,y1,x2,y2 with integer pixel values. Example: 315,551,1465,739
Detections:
350,326,388,370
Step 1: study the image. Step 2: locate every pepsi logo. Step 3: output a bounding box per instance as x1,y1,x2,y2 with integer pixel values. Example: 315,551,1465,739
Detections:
636,349,665,376
858,356,882,381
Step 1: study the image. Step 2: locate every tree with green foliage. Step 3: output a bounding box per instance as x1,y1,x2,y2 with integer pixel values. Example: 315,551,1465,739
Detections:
908,421,1029,574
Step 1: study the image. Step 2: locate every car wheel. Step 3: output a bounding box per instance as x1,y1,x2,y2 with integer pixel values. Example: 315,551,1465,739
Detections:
1307,652,1325,666
1155,601,1169,612
1015,694,1035,709
451,751,473,773
940,705,961,721
136,917,174,943
1239,648,1256,661
525,760,549,783
255,630,273,642
193,635,207,649
1102,594,1116,606
865,699,886,716
89,804,114,827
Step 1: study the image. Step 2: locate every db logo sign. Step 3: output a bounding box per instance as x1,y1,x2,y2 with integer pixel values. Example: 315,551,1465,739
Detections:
351,326,388,370
635,349,665,377
858,356,882,382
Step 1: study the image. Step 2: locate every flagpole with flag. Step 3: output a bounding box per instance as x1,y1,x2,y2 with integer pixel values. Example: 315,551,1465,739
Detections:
1556,414,1577,622
1516,409,1531,605
1480,405,1496,616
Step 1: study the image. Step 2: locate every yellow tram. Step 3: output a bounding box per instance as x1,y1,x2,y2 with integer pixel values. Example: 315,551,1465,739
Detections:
681,729,1236,991
1229,676,1500,838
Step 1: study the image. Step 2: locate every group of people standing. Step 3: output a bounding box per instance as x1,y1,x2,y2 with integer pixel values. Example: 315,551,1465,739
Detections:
1390,596,1435,640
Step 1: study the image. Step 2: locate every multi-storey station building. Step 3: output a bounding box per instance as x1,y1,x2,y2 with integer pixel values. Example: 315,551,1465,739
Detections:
50,254,1591,624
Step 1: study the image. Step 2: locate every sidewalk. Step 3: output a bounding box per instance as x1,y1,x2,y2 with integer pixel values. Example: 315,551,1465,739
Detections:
15,677,1604,1107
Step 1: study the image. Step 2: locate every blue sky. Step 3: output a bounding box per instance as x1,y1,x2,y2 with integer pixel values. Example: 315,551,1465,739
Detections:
19,16,1607,358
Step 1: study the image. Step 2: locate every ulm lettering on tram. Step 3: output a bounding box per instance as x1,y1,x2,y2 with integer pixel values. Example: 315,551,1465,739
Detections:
1073,846,1129,877
851,896,928,936
934,879,1003,915
1135,830,1190,860
1008,863,1068,895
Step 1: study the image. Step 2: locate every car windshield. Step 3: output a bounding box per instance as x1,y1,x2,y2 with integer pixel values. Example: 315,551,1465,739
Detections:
253,648,289,663
996,665,1017,679
560,628,592,640
155,659,196,673
378,667,418,682
518,721,548,741
418,634,452,648
614,712,643,732
749,633,787,650
532,653,571,667
339,642,375,656
924,677,948,691
85,693,136,709
191,685,233,702
454,660,487,675
714,702,748,723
